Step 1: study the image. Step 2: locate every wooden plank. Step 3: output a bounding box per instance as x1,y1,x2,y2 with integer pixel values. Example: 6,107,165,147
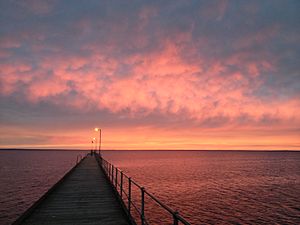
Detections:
16,155,131,225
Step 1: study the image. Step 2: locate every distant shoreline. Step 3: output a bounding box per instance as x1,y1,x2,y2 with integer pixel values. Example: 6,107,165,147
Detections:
0,148,299,152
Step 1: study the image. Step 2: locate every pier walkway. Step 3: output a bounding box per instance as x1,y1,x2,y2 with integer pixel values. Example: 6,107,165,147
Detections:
14,155,131,225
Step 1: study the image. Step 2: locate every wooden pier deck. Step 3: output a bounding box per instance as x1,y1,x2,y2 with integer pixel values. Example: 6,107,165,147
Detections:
14,155,131,225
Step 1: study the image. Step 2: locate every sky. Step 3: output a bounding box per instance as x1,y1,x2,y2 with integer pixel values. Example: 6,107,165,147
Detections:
0,0,299,150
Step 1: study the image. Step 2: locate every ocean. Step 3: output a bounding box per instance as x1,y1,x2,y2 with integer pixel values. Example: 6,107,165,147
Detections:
0,150,299,225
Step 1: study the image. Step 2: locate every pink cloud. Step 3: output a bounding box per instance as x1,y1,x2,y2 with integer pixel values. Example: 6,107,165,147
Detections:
27,78,70,102
1,15,299,131
0,62,32,95
0,37,21,49
2,39,299,128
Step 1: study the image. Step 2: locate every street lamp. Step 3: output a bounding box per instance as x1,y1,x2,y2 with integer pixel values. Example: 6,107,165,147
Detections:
94,128,101,155
91,137,96,152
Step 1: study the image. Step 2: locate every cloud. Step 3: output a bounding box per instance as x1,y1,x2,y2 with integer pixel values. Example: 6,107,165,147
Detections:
15,0,57,15
0,37,21,49
0,0,299,149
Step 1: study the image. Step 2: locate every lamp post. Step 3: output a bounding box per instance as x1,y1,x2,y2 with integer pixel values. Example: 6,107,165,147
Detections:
91,137,96,153
94,128,101,155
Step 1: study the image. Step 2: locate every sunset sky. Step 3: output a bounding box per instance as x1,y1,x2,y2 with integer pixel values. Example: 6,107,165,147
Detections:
0,0,299,150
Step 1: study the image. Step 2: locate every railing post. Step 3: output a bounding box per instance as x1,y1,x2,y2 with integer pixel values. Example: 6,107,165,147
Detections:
120,171,123,199
141,187,145,225
173,211,179,225
112,165,114,184
115,169,118,189
109,163,111,178
128,177,132,216
111,164,113,181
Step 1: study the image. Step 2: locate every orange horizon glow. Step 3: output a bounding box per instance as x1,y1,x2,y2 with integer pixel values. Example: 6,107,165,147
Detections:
1,125,299,151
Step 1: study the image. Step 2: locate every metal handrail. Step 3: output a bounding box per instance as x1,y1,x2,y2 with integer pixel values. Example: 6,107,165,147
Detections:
95,154,191,225
101,158,148,224
76,154,83,164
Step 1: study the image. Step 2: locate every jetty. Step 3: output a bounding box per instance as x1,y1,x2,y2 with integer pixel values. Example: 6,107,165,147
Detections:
13,153,190,225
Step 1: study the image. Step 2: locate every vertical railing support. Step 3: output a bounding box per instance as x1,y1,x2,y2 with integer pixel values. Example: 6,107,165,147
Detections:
107,164,110,179
111,165,115,185
173,211,179,225
128,177,132,216
115,169,118,189
111,164,113,181
120,171,123,199
110,164,112,180
141,187,145,225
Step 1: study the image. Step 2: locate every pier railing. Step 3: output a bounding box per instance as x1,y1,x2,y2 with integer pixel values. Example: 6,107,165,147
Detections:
95,154,190,225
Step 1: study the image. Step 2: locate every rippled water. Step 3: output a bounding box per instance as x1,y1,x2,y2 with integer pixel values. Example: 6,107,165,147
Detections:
0,150,299,225
0,150,85,225
102,151,300,224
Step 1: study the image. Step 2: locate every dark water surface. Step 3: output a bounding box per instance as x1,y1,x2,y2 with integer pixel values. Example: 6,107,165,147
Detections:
0,150,85,225
0,150,299,225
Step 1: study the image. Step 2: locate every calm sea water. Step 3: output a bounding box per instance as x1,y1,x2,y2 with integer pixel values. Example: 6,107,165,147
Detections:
0,150,299,225
0,150,85,225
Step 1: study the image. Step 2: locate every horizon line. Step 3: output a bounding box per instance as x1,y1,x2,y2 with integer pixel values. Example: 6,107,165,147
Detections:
0,148,299,152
